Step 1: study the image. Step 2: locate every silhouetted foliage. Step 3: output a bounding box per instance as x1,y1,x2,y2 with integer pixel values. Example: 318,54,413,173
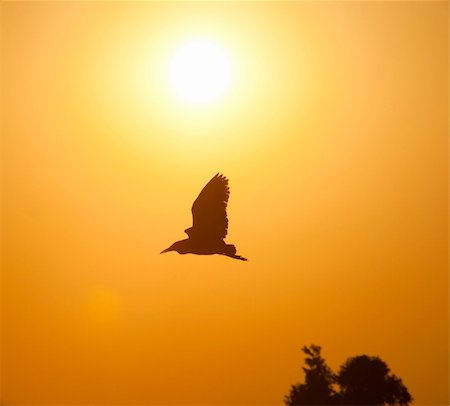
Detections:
285,345,412,406
284,345,338,405
337,355,412,406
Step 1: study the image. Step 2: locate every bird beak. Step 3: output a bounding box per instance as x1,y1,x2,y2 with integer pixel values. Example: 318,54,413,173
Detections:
160,247,172,254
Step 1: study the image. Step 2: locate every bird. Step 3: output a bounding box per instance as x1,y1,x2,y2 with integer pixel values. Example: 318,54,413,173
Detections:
161,173,248,261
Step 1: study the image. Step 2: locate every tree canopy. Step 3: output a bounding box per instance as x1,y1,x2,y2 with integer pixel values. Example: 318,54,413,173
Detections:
285,345,412,406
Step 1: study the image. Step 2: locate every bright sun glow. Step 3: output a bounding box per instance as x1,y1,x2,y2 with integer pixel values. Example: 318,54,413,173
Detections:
168,39,233,104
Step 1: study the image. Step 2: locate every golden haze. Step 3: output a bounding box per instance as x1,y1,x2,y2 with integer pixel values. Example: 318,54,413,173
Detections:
1,1,448,405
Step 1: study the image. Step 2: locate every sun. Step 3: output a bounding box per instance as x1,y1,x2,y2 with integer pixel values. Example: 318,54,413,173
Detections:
168,39,233,104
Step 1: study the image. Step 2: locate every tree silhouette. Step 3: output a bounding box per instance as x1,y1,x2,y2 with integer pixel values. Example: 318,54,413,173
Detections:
285,345,412,406
337,355,412,406
284,345,338,405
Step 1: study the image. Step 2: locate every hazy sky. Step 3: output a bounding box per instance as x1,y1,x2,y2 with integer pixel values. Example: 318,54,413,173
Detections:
2,1,448,405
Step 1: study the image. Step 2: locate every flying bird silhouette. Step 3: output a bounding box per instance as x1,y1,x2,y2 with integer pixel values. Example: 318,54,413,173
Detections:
161,173,247,261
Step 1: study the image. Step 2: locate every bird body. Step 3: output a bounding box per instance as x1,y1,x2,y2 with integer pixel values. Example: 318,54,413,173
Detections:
161,174,247,261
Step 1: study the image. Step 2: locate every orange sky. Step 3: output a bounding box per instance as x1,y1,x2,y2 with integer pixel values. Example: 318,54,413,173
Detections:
1,1,448,405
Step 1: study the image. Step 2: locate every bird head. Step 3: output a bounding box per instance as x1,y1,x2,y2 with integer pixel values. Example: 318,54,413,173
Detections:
160,240,190,255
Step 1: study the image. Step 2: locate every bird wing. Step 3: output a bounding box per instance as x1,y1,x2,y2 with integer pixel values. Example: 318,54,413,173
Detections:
188,173,230,240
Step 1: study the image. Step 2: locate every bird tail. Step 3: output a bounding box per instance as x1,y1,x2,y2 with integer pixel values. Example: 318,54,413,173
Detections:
223,244,248,261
